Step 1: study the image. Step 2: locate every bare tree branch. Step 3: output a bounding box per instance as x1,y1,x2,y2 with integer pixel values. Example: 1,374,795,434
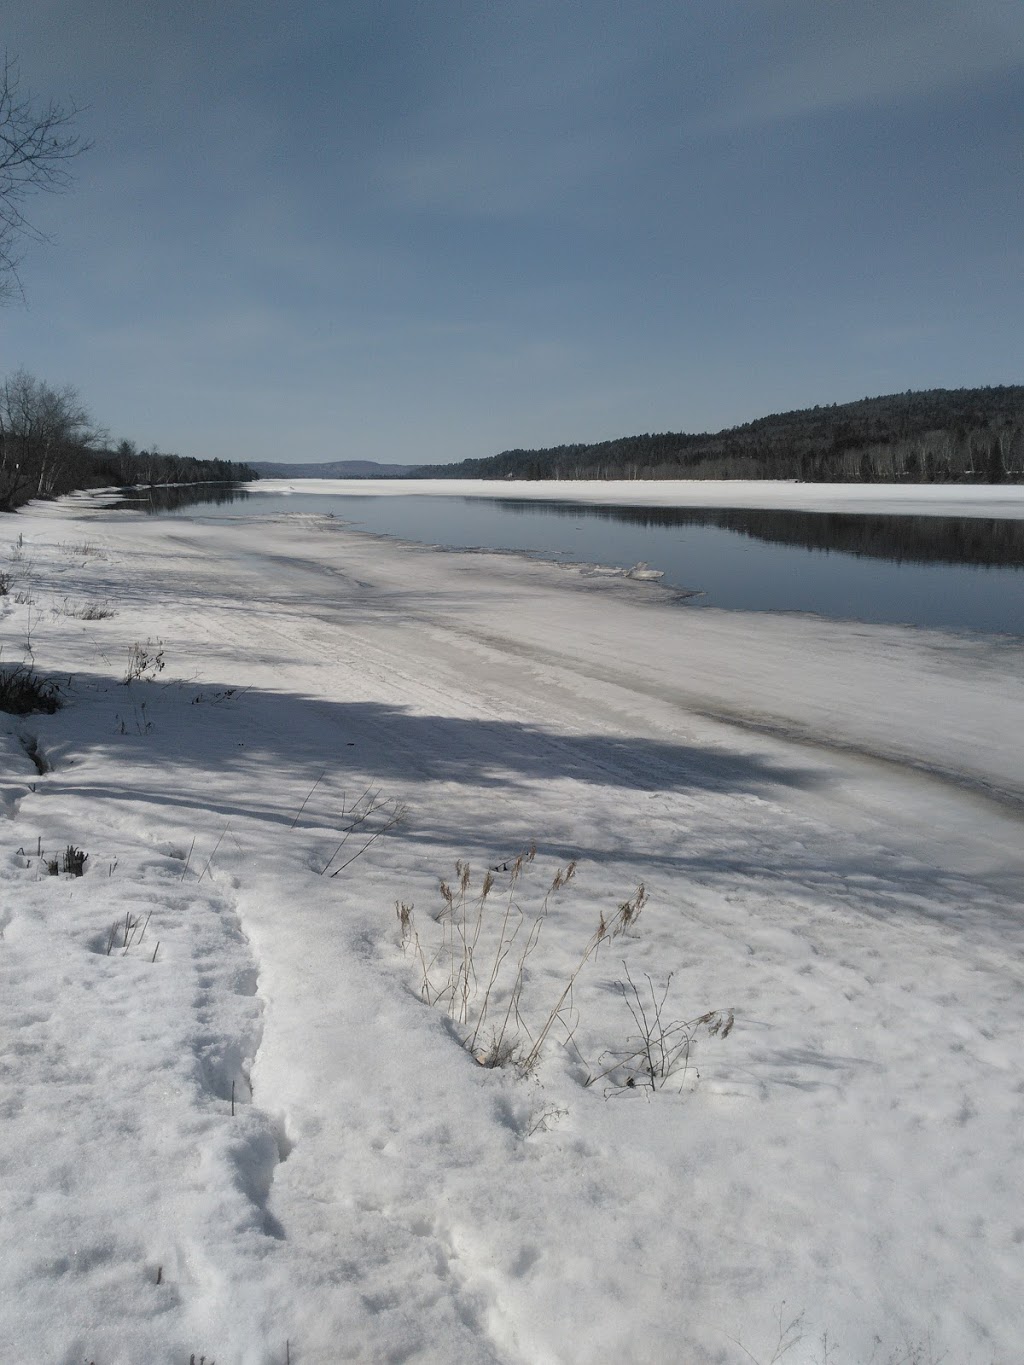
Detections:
0,52,90,302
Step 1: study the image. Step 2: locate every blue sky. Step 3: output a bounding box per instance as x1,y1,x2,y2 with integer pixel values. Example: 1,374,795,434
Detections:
2,1,1023,465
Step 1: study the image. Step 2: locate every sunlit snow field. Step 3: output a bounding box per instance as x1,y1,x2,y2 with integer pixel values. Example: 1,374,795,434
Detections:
2,482,1023,1364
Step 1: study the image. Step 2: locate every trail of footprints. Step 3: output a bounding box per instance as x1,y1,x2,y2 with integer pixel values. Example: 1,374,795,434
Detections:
184,876,294,1242
80,834,295,1247
5,747,526,1358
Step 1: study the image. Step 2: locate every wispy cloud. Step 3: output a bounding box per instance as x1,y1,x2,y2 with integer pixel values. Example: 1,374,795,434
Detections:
701,0,1024,130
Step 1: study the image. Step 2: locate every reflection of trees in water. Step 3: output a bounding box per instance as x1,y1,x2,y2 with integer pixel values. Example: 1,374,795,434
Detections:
116,483,251,514
113,486,1024,570
482,500,1024,569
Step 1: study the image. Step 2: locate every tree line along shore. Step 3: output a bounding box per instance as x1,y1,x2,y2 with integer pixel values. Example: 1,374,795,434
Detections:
3,373,1022,513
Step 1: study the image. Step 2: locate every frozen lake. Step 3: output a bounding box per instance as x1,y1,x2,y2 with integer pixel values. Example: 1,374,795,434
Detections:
116,484,1024,636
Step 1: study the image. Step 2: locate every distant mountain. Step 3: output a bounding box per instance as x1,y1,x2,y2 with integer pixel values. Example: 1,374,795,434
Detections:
249,460,413,479
409,386,1024,485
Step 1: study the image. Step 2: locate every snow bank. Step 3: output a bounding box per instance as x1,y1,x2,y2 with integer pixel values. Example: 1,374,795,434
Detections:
250,476,1024,519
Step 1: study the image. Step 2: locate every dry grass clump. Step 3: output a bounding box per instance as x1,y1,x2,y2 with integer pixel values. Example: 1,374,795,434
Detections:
46,844,87,877
401,850,651,1075
0,663,62,715
59,540,103,557
122,639,165,683
55,596,116,619
399,854,734,1091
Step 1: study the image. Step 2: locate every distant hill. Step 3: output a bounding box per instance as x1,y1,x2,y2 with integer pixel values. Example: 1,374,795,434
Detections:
249,459,413,479
409,386,1024,484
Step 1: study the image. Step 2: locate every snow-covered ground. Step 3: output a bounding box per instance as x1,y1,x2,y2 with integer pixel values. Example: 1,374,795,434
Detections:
2,491,1023,1365
249,477,1024,519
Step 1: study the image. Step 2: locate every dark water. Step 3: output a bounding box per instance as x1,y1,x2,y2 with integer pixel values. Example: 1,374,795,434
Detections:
115,485,1024,636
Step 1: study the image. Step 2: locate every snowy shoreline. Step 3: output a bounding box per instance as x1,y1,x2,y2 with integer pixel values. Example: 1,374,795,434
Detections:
3,498,1023,1363
248,476,1024,519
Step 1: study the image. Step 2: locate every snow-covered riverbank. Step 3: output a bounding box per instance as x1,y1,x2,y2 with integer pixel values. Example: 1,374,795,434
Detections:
249,476,1024,519
3,497,1023,1364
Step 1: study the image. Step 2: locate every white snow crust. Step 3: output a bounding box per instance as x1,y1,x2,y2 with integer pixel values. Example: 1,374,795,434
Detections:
2,493,1023,1364
249,477,1024,519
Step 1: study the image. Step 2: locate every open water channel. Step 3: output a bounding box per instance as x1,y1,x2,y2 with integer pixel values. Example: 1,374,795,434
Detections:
115,486,1024,637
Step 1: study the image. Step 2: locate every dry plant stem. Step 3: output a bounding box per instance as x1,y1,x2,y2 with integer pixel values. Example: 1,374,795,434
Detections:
198,825,230,883
126,910,152,953
621,964,670,1087
336,785,380,838
396,900,414,946
584,964,734,1090
393,904,437,1008
489,905,545,1054
459,862,478,1025
327,816,403,877
179,835,196,882
458,855,527,1040
414,931,435,1004
725,1304,806,1365
443,860,490,1026
516,880,644,1072
320,788,406,876
289,770,325,829
468,878,526,1052
521,918,606,1073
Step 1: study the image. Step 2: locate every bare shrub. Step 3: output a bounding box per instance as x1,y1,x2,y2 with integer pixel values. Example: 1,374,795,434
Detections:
122,639,164,683
586,963,733,1093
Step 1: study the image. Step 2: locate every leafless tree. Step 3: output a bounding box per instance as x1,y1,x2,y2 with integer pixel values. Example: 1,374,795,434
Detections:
0,369,98,508
1,52,89,302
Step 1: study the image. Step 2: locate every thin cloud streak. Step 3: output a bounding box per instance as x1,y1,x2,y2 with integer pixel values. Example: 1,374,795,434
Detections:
700,0,1024,130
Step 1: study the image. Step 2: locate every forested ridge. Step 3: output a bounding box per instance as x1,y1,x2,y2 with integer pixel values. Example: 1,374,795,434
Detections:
412,386,1024,483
